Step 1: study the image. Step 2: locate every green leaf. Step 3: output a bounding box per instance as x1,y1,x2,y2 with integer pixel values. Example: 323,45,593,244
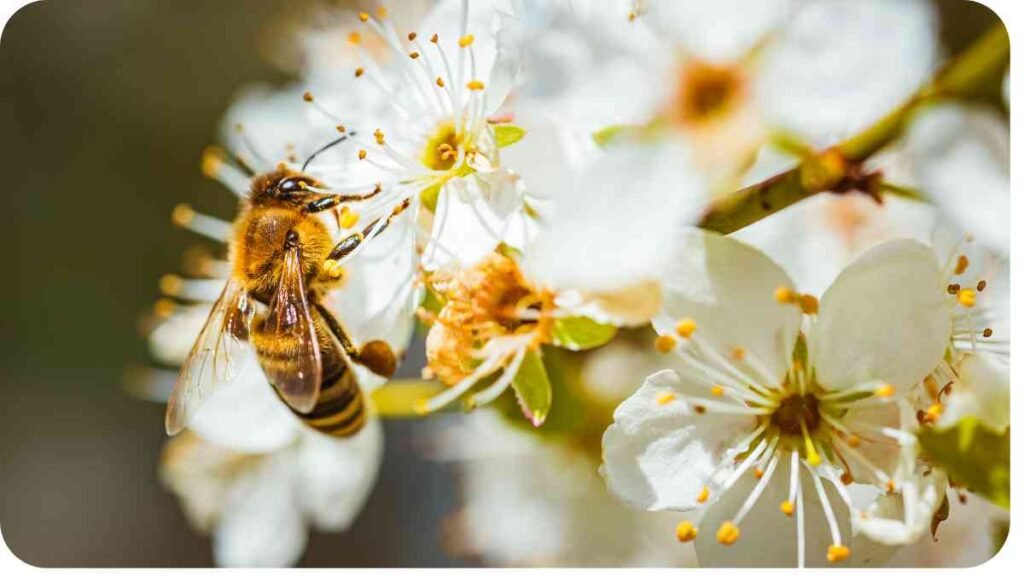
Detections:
918,418,1009,509
493,124,526,148
510,349,552,427
551,316,618,351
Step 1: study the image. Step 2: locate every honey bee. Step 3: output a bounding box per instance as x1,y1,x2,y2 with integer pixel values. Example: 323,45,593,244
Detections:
165,152,409,438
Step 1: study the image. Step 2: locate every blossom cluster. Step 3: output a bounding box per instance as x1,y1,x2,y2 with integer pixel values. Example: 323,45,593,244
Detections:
143,0,1010,568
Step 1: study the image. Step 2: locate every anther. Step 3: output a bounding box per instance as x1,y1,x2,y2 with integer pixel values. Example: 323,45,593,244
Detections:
983,328,993,338
373,128,385,145
466,80,485,91
977,280,987,292
710,385,724,397
697,486,710,504
676,521,698,543
159,274,183,296
348,31,361,44
407,32,417,41
798,294,819,315
780,500,795,516
339,208,360,229
458,34,475,47
200,146,226,177
754,467,764,479
654,334,677,353
924,403,943,423
430,33,439,43
355,67,365,78
774,286,795,304
358,149,367,160
716,521,740,545
675,318,697,339
957,289,976,308
336,124,346,133
947,283,960,295
846,434,861,448
827,544,851,563
376,7,388,18
409,51,420,59
875,383,894,398
730,346,746,361
656,392,676,405
358,11,370,22
955,255,969,275
171,204,195,226
153,298,176,318
436,76,445,87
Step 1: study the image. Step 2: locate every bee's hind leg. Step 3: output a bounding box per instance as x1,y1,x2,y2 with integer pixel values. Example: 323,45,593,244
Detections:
325,198,411,262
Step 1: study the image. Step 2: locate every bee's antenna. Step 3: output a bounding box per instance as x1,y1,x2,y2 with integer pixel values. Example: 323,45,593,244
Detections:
302,129,356,172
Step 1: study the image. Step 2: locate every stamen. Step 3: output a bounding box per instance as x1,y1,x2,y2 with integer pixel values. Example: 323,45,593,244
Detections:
171,204,233,242
806,463,843,549
697,486,710,504
466,80,485,91
954,254,969,275
798,295,819,315
656,392,676,405
675,317,697,339
654,334,677,353
780,500,795,516
977,280,987,292
875,383,894,398
458,34,475,47
348,32,361,44
676,521,698,542
716,521,740,545
827,545,851,563
339,207,361,229
775,286,796,304
796,467,806,568
957,288,976,308
732,453,780,525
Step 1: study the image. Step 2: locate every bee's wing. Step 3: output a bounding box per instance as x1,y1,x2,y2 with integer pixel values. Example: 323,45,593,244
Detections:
165,278,255,435
257,243,322,413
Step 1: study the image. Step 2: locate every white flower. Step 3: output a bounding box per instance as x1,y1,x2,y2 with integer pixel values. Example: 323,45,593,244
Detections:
903,103,1010,254
601,231,950,567
160,398,384,567
300,0,526,272
430,411,698,567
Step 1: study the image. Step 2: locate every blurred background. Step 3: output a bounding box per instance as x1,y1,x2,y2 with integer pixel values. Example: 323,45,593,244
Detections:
0,0,1005,567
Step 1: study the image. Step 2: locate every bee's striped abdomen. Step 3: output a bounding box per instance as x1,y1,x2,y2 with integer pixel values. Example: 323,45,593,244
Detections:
296,363,365,437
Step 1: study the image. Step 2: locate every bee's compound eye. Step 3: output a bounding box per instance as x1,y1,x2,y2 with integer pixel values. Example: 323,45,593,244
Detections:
276,177,305,196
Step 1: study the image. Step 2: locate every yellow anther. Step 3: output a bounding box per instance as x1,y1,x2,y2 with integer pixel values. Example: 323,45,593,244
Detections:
675,521,698,543
628,11,637,21
355,67,365,78
674,317,697,339
697,486,710,504
924,403,943,422
656,392,676,406
409,51,420,59
886,479,896,493
159,274,183,296
376,6,388,18
458,34,475,47
798,294,819,315
827,544,851,563
200,146,226,177
774,286,795,304
846,434,861,448
348,31,361,44
730,346,746,361
716,521,740,545
710,385,724,397
875,383,895,398
358,11,370,22
153,298,176,318
430,33,439,43
654,334,677,353
466,80,485,91
780,500,795,517
358,149,367,160
302,91,314,102
754,467,764,479
373,128,385,145
339,208,361,229
954,254,969,275
171,203,195,226
323,259,347,280
957,288,976,308
435,76,445,88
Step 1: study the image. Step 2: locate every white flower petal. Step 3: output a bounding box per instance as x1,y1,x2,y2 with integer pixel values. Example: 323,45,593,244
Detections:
188,356,301,454
601,370,758,511
905,104,1010,253
422,177,516,271
644,0,794,62
213,455,307,567
296,418,385,531
148,305,210,366
654,230,802,383
813,239,950,392
526,136,707,296
937,353,1010,432
852,465,947,546
759,0,938,145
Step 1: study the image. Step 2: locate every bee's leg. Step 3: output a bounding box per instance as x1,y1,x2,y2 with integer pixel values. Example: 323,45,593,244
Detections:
314,302,397,377
326,198,411,261
305,183,383,213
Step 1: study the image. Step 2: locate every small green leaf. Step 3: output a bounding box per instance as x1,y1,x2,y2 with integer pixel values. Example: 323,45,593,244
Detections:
918,418,1009,509
552,316,618,351
510,349,552,427
493,124,526,148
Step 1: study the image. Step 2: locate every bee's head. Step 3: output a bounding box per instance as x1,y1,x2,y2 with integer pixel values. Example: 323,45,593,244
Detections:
250,168,320,204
